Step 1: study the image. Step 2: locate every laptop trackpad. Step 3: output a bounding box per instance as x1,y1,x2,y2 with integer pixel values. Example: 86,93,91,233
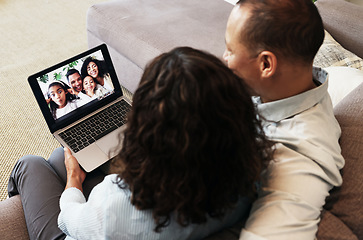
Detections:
75,145,108,172
96,126,125,158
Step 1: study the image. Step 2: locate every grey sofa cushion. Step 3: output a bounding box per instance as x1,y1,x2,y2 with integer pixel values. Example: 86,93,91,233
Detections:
0,195,29,240
318,82,363,239
87,0,233,93
88,0,232,68
315,0,363,59
317,210,358,240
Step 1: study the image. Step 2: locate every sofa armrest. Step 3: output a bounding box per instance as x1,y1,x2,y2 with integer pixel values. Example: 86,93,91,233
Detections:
0,195,29,240
321,82,363,239
315,0,363,59
317,210,358,240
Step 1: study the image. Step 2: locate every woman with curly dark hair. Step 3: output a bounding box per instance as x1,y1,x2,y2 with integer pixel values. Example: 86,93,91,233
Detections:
59,46,273,239
110,47,274,233
81,56,114,91
9,47,273,240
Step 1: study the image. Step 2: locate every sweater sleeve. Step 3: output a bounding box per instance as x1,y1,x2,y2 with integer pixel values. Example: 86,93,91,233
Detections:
58,176,112,240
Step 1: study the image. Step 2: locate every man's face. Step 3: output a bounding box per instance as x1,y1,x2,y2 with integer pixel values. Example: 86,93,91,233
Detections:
68,72,83,93
223,5,262,96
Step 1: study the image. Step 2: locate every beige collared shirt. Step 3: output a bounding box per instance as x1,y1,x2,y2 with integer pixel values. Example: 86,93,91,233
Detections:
241,68,345,240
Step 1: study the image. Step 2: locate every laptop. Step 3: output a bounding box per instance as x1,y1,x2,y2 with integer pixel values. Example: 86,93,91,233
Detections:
28,44,132,172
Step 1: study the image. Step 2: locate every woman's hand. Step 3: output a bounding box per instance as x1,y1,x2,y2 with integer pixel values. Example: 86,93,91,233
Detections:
64,147,86,192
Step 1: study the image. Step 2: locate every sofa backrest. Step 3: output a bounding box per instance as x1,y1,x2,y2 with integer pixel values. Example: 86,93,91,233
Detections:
316,0,363,58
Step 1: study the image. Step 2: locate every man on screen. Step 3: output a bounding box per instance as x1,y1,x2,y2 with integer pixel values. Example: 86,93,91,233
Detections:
65,69,92,106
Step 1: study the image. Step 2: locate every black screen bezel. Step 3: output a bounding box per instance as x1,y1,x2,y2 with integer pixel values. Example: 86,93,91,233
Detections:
28,44,123,133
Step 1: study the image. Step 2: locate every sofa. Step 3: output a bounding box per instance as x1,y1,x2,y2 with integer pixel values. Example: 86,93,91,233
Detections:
1,0,362,239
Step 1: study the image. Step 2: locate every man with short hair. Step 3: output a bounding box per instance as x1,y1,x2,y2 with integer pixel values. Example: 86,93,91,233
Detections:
223,0,344,239
66,69,84,93
65,69,92,106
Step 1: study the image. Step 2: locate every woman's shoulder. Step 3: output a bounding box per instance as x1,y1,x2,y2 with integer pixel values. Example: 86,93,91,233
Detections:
102,74,114,91
102,174,121,187
87,174,131,210
104,174,119,183
100,175,135,216
95,84,107,91
102,174,130,195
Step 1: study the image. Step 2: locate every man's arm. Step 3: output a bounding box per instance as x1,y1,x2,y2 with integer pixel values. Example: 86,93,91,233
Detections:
240,142,339,240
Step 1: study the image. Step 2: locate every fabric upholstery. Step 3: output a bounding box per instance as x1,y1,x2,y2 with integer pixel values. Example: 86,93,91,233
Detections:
1,0,362,239
0,195,29,240
314,31,363,70
320,82,363,239
315,0,363,59
87,0,233,93
325,66,363,107
317,210,358,240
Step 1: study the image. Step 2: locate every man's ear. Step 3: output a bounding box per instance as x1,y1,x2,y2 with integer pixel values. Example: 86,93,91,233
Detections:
258,51,277,78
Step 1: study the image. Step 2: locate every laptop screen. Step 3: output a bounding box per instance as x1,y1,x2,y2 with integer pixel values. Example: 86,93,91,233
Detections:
28,44,123,133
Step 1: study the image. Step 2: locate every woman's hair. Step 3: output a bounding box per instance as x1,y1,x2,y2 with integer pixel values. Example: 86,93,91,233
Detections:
236,0,324,64
111,47,274,232
81,56,108,82
47,81,77,119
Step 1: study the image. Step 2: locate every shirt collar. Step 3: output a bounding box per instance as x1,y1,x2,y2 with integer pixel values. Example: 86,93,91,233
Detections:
254,67,329,122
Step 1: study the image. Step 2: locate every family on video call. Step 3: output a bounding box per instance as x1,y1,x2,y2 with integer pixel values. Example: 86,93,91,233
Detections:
45,56,114,120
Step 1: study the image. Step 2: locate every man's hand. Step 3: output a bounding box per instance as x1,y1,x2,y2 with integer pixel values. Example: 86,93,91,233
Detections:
67,88,78,95
64,147,86,192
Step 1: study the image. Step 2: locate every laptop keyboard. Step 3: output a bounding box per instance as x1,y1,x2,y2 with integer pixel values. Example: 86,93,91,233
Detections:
59,99,131,153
